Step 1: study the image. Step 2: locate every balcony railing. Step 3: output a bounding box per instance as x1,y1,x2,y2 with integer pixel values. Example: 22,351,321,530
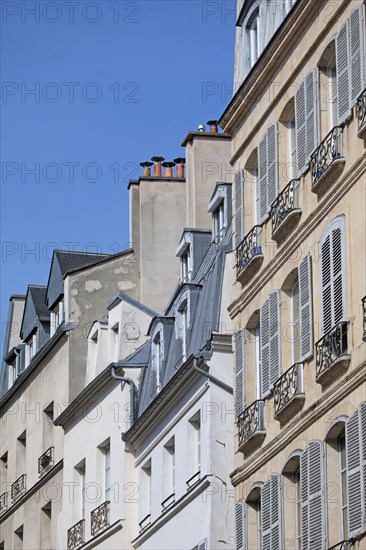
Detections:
11,474,26,502
161,493,175,511
310,126,344,190
270,179,301,240
362,296,366,341
237,399,265,449
328,539,355,550
356,88,366,137
186,471,200,490
67,519,85,550
236,225,263,282
138,514,151,532
0,492,8,516
91,501,110,537
316,321,349,382
273,363,304,420
38,446,54,477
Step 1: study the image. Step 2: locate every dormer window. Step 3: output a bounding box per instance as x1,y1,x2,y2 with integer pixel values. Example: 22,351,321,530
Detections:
213,201,225,243
25,334,37,367
50,300,64,337
151,326,164,397
181,247,192,282
208,183,231,244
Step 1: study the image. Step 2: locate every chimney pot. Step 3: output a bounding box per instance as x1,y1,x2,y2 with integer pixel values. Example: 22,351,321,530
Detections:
198,124,205,132
140,161,153,177
207,120,219,133
173,157,186,178
162,161,176,178
151,156,165,177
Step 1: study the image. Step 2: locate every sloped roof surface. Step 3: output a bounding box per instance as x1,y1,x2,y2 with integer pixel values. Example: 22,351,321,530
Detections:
28,285,49,321
55,250,111,275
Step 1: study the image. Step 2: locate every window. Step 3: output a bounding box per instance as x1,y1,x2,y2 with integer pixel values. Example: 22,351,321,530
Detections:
318,40,338,133
260,291,280,395
300,441,325,548
181,248,191,282
320,218,346,335
16,431,26,476
294,468,301,549
256,497,262,549
234,330,245,418
163,437,175,507
187,412,201,487
291,278,300,363
80,466,86,520
111,322,119,361
176,296,189,363
50,300,63,337
152,330,163,396
295,70,319,174
261,474,282,548
244,148,259,227
234,169,244,248
286,103,297,180
213,200,225,243
25,334,37,367
140,460,152,527
8,359,17,389
282,453,302,550
104,444,111,502
258,123,278,221
75,461,86,521
255,322,262,399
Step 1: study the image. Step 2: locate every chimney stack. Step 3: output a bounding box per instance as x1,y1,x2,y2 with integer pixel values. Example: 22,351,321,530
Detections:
140,161,153,177
207,120,219,133
151,156,165,177
174,157,186,178
162,161,175,178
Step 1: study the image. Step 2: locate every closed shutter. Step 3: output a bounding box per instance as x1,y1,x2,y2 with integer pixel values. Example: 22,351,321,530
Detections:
235,330,245,418
320,220,345,335
258,132,268,221
260,298,270,395
305,70,319,158
361,402,366,533
300,447,309,550
269,290,281,386
299,254,313,360
235,501,245,550
235,169,244,248
295,80,306,173
261,474,282,550
336,21,350,123
349,5,365,104
267,123,279,209
346,408,363,536
301,442,325,550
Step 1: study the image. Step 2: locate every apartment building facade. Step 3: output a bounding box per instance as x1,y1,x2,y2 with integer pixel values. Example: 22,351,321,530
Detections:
220,0,366,549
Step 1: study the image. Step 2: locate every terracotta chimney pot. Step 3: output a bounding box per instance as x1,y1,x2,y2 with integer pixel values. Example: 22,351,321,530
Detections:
151,156,165,177
174,157,186,178
139,161,153,177
162,161,176,178
207,120,219,133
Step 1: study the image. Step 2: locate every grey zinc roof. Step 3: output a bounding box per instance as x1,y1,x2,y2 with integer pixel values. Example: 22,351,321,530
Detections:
28,286,49,321
132,223,233,417
54,250,111,275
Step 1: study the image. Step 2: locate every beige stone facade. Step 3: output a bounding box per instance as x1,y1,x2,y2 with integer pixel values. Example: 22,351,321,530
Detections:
220,0,366,548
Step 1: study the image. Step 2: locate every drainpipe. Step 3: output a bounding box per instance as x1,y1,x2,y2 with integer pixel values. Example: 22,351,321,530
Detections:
192,356,233,394
111,365,138,427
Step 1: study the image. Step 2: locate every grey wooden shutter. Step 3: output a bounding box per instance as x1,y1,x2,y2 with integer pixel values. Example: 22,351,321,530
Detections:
235,169,244,248
300,447,309,550
349,5,365,104
336,20,351,123
261,474,282,550
235,330,245,418
305,70,319,158
361,403,366,535
299,254,313,360
301,442,325,550
269,290,281,386
260,298,270,395
346,407,363,536
258,131,268,221
321,232,332,334
267,123,278,210
332,225,344,325
295,79,306,173
235,501,245,550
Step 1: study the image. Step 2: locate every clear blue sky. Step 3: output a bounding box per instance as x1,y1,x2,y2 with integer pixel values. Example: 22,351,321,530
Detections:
0,0,236,348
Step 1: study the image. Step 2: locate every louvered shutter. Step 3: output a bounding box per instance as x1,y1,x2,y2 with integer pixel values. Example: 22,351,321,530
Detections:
305,70,319,158
262,477,271,550
269,290,281,386
260,298,270,395
321,233,332,334
235,330,245,418
361,402,366,533
346,408,363,536
332,225,344,325
258,132,268,221
300,447,309,550
349,5,365,104
336,21,351,123
308,440,325,550
235,501,245,550
261,475,282,550
235,169,244,248
267,123,278,210
295,79,306,173
299,254,313,360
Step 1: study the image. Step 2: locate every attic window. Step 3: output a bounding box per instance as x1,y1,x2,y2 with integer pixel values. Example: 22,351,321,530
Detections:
212,201,225,243
208,185,228,244
50,300,64,337
181,247,192,282
25,334,37,367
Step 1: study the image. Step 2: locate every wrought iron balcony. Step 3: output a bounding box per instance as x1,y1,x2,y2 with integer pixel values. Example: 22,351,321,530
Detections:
310,126,345,193
38,446,54,477
0,492,8,516
161,493,175,511
67,519,85,550
237,399,265,451
270,179,301,242
139,514,151,532
316,321,350,385
362,296,366,341
236,225,263,283
186,471,200,490
356,88,366,138
328,539,355,550
91,501,110,537
11,474,26,502
273,363,304,422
